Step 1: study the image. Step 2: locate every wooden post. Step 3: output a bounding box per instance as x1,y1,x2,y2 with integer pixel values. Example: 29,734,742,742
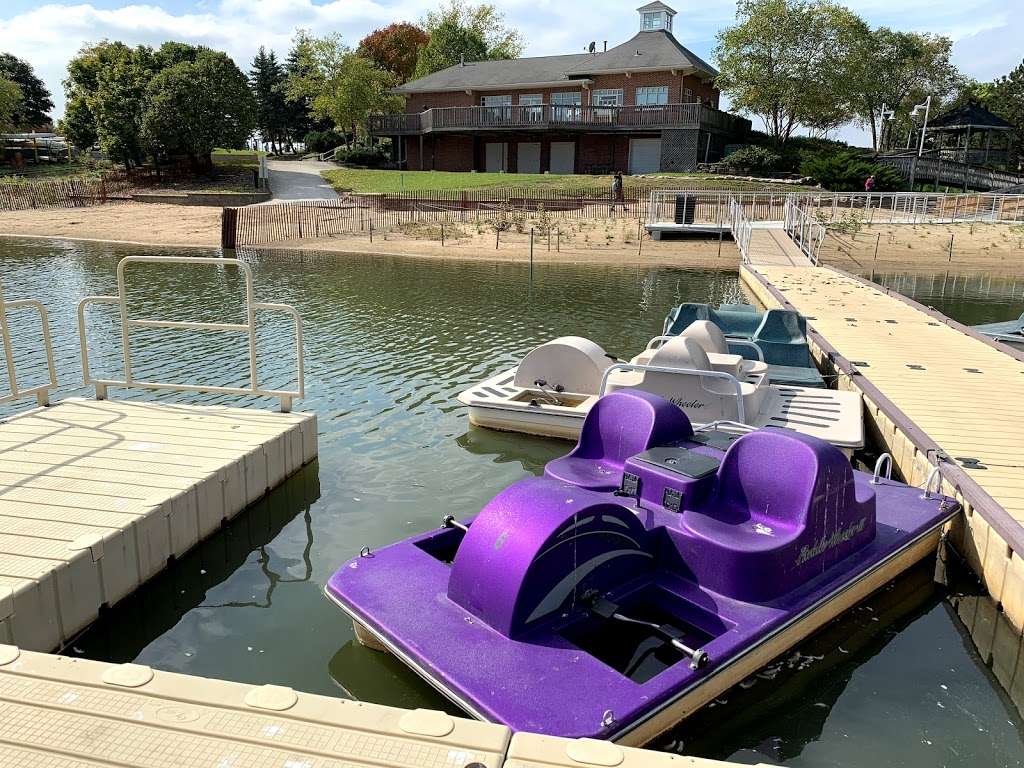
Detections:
530,228,534,279
220,207,238,250
557,228,560,252
874,232,880,260
718,227,723,257
496,228,499,250
948,233,954,262
369,220,373,243
441,221,445,247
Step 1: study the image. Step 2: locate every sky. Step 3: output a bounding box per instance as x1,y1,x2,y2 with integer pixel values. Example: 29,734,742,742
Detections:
0,0,1018,146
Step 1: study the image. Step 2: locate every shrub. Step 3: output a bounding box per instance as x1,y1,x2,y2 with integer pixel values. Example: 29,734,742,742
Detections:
337,146,389,168
303,130,346,153
800,152,906,192
721,146,783,175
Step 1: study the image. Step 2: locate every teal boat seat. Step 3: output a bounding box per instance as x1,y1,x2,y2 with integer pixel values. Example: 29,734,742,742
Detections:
663,303,820,382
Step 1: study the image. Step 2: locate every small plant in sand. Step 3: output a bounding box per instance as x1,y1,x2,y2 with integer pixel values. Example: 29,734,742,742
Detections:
491,201,514,232
534,203,552,236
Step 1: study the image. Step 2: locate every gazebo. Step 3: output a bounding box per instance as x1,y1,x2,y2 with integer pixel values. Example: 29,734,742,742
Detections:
926,101,1016,170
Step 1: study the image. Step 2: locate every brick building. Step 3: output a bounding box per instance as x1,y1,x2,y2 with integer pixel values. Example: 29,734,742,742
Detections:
369,2,750,174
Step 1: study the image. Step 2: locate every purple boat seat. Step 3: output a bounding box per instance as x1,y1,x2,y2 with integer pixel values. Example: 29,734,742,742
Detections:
546,389,693,491
680,428,876,601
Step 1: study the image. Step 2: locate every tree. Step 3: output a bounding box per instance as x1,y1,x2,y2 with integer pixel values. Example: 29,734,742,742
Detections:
64,41,155,167
58,93,97,149
286,32,402,142
0,78,22,133
358,23,429,83
989,60,1024,146
250,46,288,152
847,29,958,151
714,0,866,143
414,0,523,77
142,50,256,169
0,53,52,129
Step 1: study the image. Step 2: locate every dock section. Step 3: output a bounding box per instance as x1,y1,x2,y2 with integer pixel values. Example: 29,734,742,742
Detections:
0,647,755,768
741,262,1024,636
0,398,316,652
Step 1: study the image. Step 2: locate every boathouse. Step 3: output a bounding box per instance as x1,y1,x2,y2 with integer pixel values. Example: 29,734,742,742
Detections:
369,2,750,174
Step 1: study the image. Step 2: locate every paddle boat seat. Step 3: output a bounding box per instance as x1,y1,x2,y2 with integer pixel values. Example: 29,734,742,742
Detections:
606,335,770,424
634,321,768,380
546,389,693,491
679,429,875,601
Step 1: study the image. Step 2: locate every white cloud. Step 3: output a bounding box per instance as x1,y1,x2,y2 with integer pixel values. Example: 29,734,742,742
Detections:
0,0,1020,148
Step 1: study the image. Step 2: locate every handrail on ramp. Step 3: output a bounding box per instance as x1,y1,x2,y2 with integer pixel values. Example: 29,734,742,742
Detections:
78,256,304,412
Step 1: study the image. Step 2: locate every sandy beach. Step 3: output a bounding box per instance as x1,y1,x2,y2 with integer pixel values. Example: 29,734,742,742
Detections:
2,202,1020,273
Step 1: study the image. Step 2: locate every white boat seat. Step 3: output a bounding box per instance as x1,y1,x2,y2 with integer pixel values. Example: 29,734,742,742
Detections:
608,336,769,423
513,336,614,395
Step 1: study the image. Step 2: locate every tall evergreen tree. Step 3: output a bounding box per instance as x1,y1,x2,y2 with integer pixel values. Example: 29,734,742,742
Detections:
0,53,53,129
249,46,288,152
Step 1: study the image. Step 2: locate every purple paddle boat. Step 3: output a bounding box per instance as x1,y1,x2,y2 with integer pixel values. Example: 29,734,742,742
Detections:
326,390,959,745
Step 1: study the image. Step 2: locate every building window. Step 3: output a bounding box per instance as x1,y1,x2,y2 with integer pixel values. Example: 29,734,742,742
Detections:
641,11,672,31
636,86,669,106
551,91,582,121
481,94,512,124
683,88,694,103
592,89,624,107
520,94,542,121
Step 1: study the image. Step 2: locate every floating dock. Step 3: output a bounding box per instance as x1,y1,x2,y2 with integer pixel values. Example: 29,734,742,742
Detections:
0,646,747,768
741,261,1024,636
0,398,316,652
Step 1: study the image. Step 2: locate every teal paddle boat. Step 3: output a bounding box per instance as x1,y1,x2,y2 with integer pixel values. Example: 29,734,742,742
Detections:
663,303,825,388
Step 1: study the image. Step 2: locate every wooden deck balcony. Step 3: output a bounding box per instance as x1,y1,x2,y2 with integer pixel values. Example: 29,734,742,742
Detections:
369,103,750,137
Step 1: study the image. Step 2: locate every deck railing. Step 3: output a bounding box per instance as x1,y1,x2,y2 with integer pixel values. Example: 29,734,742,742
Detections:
78,256,304,412
369,103,748,135
0,280,58,407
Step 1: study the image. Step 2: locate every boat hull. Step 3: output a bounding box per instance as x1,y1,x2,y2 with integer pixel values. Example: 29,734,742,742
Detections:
330,524,947,744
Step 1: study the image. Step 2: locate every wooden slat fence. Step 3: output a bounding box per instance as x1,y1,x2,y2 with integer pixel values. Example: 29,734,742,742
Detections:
0,173,132,212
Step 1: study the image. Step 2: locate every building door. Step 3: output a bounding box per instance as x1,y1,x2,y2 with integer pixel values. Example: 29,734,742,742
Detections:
485,142,507,172
550,141,575,174
628,138,662,174
517,142,541,174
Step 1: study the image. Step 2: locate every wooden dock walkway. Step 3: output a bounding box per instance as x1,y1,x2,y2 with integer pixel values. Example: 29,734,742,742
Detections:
0,646,745,768
0,398,316,652
741,261,1024,636
746,227,812,266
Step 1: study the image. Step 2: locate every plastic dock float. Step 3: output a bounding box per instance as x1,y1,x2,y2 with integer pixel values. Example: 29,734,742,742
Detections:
741,263,1024,634
0,398,316,652
0,647,760,768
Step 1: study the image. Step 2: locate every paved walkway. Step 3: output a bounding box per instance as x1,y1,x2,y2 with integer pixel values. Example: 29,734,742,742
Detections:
266,158,339,201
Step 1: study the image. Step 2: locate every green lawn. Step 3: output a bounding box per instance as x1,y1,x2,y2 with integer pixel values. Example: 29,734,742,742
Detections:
321,168,816,194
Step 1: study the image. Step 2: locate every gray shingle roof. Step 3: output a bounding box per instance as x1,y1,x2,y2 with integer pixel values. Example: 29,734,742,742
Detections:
565,30,716,77
394,53,595,94
636,1,677,13
394,30,716,94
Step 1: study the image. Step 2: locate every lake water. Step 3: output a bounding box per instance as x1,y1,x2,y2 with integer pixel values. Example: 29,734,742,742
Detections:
2,236,1023,767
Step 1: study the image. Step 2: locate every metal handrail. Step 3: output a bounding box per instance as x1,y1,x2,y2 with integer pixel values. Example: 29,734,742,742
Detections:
783,197,826,264
598,362,748,424
645,334,765,362
871,453,893,485
0,280,58,407
728,197,753,263
77,256,304,412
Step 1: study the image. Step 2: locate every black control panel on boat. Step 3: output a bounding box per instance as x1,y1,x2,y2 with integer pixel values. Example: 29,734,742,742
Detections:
619,433,736,514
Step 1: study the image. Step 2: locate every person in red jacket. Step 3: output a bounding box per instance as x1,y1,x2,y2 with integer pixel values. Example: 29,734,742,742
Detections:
865,174,876,193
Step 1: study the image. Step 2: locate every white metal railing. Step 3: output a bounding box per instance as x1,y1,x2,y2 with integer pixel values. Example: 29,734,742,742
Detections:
647,190,1024,227
783,197,826,265
728,197,753,263
78,256,304,412
598,363,749,424
0,280,57,407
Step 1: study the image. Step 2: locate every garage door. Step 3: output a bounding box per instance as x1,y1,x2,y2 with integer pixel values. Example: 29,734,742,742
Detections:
549,142,575,174
517,142,541,174
485,142,507,172
628,138,662,174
